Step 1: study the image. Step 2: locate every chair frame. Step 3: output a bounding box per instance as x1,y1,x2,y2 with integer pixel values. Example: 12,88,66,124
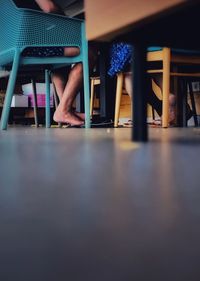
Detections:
90,47,200,128
147,47,200,127
0,0,90,130
113,48,200,128
90,76,100,116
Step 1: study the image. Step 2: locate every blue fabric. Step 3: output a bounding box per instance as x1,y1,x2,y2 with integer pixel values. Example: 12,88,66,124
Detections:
108,44,162,77
22,47,64,57
107,43,200,77
108,43,133,77
14,1,65,58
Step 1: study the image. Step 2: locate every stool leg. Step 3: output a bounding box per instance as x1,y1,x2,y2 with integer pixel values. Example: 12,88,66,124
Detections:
114,72,123,127
182,79,188,127
31,79,38,127
45,69,51,128
90,78,95,116
188,81,198,127
162,47,171,128
152,106,155,121
50,73,62,128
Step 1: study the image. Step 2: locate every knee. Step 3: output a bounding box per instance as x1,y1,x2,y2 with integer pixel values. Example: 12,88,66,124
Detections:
64,47,80,57
74,63,83,75
42,2,59,13
69,63,83,81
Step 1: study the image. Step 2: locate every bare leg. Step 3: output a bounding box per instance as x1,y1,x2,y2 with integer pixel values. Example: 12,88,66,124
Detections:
153,75,176,124
124,72,132,98
168,93,176,125
53,62,85,125
52,70,65,101
52,46,98,124
51,47,80,102
51,47,85,125
124,73,176,124
34,3,92,124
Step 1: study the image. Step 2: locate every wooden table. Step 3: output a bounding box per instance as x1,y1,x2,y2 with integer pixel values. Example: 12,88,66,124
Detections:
85,0,200,141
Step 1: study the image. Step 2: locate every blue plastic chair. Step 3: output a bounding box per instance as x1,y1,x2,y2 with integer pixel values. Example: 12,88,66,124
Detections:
0,0,90,130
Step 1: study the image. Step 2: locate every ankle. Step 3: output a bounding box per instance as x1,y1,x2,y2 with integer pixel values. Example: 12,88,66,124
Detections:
169,94,176,107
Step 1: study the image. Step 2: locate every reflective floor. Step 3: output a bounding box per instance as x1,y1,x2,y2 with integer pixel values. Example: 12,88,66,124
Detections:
1,126,200,190
0,126,200,280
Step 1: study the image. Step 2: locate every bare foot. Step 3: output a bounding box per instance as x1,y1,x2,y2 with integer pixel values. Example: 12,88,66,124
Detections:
74,111,85,121
169,94,176,125
123,120,133,127
53,109,84,126
160,94,176,126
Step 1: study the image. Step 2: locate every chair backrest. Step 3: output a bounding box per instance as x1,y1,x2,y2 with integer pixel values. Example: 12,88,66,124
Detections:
19,11,83,49
0,0,21,54
0,0,84,65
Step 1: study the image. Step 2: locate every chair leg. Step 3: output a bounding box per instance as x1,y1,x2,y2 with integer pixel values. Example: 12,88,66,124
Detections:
90,78,95,116
0,51,20,130
182,79,188,127
83,60,90,128
31,79,39,127
188,81,198,126
114,72,123,127
50,73,62,128
176,77,184,127
52,82,58,108
162,47,171,128
45,69,51,128
82,24,90,129
151,106,155,121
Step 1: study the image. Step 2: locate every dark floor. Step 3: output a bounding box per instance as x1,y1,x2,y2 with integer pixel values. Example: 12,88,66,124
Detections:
0,126,200,280
1,126,200,189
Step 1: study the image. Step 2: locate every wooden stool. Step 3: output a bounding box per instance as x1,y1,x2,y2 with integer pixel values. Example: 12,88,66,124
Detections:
90,76,100,116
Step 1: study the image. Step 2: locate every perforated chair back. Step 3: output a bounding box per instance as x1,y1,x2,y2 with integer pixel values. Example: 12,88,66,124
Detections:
0,0,90,129
0,0,21,65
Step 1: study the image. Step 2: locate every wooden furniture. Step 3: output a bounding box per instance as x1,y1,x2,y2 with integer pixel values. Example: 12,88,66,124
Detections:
85,0,200,141
114,48,200,127
90,73,132,127
113,72,155,127
85,0,188,42
90,76,100,116
147,47,200,127
90,48,200,128
114,72,200,128
114,72,124,127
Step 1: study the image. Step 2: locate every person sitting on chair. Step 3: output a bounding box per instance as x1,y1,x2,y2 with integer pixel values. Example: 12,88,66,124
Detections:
14,0,97,126
107,42,192,126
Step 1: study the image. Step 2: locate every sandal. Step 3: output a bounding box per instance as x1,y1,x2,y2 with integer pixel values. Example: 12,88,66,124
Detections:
123,120,133,127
